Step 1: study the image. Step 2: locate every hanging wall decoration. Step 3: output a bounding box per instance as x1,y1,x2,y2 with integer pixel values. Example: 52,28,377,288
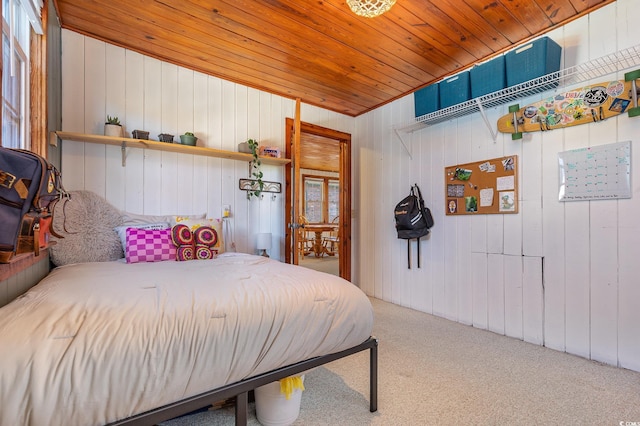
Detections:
239,179,281,195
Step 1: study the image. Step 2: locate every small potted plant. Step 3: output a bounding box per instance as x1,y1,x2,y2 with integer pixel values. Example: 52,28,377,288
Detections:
179,132,198,146
104,115,122,137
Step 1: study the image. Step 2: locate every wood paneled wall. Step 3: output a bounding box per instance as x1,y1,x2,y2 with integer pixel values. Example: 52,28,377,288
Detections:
0,254,50,308
355,0,640,372
58,0,639,373
57,30,353,259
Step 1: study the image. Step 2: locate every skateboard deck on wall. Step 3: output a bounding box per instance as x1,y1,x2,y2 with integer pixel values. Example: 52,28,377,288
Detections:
497,69,640,140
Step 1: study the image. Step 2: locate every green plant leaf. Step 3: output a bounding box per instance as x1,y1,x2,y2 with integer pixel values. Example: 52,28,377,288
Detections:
246,138,264,200
106,115,121,125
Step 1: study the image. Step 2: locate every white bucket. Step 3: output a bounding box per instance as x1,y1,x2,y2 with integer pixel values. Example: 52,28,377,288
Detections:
255,375,305,426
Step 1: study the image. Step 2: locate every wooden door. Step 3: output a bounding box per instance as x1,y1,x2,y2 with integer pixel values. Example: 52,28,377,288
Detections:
285,117,351,281
285,100,303,265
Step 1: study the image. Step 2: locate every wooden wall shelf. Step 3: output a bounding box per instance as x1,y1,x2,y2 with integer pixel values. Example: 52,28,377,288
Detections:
50,131,291,166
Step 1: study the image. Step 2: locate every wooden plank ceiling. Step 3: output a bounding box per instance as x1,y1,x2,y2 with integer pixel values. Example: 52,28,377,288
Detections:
53,0,615,117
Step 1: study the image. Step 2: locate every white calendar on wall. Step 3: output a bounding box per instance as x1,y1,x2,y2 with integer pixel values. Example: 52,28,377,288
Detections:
558,141,631,201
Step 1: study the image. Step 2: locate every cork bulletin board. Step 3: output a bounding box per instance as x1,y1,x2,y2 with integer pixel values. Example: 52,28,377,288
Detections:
445,155,518,215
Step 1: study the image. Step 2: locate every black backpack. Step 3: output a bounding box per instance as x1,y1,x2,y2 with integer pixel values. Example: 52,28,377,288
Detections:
0,147,66,263
394,184,434,268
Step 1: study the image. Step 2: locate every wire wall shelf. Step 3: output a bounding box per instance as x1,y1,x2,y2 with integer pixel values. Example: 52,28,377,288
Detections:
394,44,640,135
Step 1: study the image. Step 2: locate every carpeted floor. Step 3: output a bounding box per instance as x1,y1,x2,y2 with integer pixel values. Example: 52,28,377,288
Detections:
298,255,339,276
161,297,640,425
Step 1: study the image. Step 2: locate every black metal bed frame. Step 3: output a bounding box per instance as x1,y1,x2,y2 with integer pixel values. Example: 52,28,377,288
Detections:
108,336,378,426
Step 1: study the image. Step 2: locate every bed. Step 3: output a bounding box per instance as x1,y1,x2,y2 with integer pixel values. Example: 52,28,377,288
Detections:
0,191,377,426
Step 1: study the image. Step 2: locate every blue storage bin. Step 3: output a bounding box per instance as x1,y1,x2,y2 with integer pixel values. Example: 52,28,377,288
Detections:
439,71,471,109
470,55,506,98
414,83,439,117
505,36,562,86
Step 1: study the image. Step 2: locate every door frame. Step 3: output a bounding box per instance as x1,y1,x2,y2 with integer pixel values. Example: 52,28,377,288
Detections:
284,119,352,282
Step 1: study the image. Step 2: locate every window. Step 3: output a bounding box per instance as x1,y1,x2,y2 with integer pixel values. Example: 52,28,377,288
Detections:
304,177,323,223
303,175,339,223
2,0,41,150
328,180,339,222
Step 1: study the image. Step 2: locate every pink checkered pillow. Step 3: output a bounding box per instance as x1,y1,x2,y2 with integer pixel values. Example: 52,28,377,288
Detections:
125,227,177,263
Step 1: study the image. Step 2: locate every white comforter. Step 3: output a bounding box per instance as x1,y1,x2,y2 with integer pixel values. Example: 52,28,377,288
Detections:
0,253,373,426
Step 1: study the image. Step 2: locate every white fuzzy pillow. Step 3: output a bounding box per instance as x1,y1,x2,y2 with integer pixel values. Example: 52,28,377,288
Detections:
49,191,124,266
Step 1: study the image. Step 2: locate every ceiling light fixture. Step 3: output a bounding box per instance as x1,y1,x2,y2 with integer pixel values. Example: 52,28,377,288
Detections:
346,0,396,18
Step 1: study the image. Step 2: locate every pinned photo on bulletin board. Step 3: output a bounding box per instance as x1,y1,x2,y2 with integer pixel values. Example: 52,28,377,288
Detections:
445,155,518,215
